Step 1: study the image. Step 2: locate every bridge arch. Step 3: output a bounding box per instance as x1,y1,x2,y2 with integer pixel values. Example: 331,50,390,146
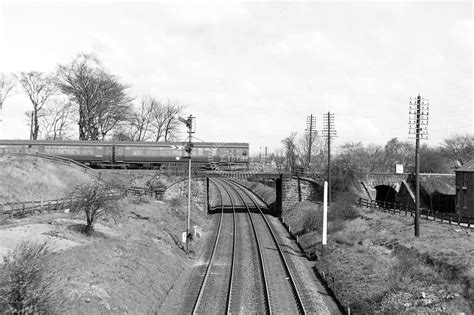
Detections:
374,185,397,204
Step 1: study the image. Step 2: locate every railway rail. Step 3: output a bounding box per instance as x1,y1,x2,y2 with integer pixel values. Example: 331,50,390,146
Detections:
186,177,307,313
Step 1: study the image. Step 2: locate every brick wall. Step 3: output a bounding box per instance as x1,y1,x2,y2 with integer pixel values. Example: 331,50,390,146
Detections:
281,177,322,214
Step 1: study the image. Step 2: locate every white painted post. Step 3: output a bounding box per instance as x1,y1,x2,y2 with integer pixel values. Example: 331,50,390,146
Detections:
322,181,328,255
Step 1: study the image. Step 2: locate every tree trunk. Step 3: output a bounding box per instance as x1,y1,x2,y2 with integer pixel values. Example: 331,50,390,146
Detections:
33,109,39,140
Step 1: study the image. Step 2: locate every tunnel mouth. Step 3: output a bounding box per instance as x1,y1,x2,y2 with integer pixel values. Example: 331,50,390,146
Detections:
375,185,397,205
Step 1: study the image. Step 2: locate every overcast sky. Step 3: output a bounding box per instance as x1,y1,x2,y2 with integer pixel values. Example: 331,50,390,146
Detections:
0,1,472,154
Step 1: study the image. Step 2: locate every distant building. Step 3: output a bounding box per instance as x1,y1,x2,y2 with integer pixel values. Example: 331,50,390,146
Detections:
455,161,474,217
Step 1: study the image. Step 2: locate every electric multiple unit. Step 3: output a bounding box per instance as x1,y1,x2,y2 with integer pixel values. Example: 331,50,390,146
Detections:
0,140,249,169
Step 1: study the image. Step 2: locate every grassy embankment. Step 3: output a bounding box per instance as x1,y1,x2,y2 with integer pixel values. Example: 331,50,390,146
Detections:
243,179,473,314
0,155,212,313
0,155,94,203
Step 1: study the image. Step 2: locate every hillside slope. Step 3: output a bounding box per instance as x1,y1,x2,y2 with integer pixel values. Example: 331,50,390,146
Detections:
0,154,96,203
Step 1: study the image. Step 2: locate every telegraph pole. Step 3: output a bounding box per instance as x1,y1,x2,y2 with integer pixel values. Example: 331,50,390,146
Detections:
305,114,317,168
409,95,429,237
322,112,336,205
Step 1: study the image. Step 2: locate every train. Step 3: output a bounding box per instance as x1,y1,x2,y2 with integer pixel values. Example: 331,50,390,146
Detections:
0,140,249,170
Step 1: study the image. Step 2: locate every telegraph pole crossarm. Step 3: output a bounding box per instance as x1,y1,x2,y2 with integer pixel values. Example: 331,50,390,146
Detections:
408,94,429,237
305,114,317,169
322,112,337,205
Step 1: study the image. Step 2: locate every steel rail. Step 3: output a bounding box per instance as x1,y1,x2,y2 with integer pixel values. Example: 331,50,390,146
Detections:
212,179,237,314
226,178,307,314
192,178,235,314
213,177,271,314
191,179,225,313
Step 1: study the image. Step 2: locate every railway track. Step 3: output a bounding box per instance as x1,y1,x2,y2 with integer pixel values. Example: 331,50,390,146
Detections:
185,177,307,314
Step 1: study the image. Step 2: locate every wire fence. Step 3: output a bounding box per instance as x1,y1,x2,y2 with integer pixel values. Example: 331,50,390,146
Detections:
358,198,472,228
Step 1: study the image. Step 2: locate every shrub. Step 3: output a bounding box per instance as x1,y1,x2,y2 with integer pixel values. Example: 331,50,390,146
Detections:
387,250,420,291
328,200,359,221
302,211,323,234
169,197,183,209
328,218,345,234
68,181,120,234
0,241,61,313
129,195,150,205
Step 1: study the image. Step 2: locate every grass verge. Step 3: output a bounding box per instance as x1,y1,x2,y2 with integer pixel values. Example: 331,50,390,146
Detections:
282,191,473,314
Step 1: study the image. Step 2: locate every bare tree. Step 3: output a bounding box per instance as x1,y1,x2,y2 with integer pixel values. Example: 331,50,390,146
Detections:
297,132,326,171
39,99,76,140
383,138,414,171
68,181,119,234
0,73,17,123
162,100,184,141
149,99,184,141
126,96,156,141
282,132,299,171
57,54,132,140
440,134,473,168
17,72,56,140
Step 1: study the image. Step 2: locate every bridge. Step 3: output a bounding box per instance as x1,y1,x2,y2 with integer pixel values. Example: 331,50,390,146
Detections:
164,171,323,216
163,171,455,216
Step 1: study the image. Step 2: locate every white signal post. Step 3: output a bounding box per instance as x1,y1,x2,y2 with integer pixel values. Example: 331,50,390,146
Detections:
322,181,328,256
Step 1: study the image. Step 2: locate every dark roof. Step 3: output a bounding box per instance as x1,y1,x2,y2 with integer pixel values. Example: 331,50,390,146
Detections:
455,161,474,172
420,176,455,195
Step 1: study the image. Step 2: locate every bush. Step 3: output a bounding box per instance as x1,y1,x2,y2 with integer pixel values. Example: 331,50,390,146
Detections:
0,241,61,313
68,181,120,234
328,199,359,221
387,250,421,291
129,195,150,205
328,218,345,234
169,197,183,209
302,211,323,234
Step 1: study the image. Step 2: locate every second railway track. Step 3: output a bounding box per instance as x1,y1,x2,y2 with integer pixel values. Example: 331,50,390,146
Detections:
186,177,307,314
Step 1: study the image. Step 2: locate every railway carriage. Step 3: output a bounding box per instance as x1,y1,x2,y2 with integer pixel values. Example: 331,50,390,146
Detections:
0,140,248,170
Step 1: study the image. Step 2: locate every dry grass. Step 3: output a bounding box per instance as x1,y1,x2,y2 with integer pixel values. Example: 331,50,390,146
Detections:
0,194,213,313
281,190,473,313
0,155,95,203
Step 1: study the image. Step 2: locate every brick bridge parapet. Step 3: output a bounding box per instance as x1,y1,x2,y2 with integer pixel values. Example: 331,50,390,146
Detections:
245,173,323,216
